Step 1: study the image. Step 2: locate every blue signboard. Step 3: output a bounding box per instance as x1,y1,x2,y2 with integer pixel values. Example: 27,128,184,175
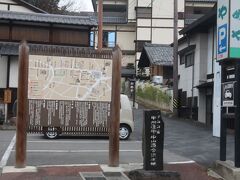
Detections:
217,0,229,61
218,24,228,55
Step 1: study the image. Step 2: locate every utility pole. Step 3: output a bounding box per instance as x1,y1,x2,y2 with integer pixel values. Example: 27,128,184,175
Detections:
173,0,179,116
98,0,103,51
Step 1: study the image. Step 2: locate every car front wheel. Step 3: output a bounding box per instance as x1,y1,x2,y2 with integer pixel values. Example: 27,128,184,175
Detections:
119,124,131,140
43,127,59,139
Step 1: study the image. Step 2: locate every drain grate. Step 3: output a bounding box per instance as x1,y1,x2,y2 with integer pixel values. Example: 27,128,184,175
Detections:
79,172,107,180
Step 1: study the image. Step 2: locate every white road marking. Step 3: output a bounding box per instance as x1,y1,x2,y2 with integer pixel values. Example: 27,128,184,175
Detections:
27,140,141,144
11,149,141,153
167,160,195,164
0,134,16,169
38,164,99,167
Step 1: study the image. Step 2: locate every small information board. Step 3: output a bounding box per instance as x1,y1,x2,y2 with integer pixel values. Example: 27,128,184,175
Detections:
4,89,12,104
143,110,164,171
222,81,236,107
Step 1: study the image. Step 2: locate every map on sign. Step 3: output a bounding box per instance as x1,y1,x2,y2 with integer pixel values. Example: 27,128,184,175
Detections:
28,55,112,102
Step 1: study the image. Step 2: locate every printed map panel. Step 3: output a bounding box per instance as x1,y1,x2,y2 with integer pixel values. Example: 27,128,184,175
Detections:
28,55,112,102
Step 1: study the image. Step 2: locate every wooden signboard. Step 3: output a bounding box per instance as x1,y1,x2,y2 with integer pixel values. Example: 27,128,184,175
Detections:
27,50,113,135
4,89,12,104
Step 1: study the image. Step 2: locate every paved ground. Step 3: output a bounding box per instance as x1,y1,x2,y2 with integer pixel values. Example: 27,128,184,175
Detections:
133,107,234,167
164,116,234,167
0,106,234,179
0,163,219,180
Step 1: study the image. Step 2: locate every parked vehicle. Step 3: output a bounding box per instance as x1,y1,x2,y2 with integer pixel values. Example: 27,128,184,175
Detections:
152,75,163,85
43,94,134,140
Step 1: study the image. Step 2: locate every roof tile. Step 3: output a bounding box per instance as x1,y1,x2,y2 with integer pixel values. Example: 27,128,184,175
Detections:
0,10,97,26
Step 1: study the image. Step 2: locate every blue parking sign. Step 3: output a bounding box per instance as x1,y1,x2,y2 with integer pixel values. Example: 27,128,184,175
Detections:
218,24,228,55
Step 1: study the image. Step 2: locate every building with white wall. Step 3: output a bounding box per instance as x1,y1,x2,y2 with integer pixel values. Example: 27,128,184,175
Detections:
93,0,185,71
177,6,225,137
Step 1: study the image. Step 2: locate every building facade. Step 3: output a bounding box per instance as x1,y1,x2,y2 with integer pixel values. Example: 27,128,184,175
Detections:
184,0,216,25
177,7,224,137
93,0,185,70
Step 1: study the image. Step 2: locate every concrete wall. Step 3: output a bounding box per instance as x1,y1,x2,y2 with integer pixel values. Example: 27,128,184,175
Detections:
128,0,136,21
140,0,184,44
178,25,221,132
137,28,151,40
178,33,210,123
178,34,199,98
138,0,151,7
122,55,135,67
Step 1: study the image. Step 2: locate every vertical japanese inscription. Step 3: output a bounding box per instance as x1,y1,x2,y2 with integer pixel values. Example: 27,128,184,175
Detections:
143,110,164,171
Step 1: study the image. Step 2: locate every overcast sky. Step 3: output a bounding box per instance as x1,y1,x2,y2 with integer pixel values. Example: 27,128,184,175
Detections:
59,0,94,12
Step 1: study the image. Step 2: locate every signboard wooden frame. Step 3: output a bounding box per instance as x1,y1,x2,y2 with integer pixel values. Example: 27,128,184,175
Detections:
27,46,114,135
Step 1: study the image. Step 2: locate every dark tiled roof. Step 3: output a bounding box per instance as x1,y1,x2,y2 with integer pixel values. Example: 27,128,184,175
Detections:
0,42,93,56
0,10,97,26
139,44,173,67
180,6,216,35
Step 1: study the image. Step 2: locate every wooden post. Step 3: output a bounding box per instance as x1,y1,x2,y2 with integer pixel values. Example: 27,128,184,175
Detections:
173,0,179,116
109,45,122,167
15,41,29,168
98,0,103,51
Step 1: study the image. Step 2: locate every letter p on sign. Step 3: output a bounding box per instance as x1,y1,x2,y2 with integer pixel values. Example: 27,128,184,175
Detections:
218,24,228,54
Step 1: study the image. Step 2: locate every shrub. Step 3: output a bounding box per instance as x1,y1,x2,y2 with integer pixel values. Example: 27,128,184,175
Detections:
136,85,171,105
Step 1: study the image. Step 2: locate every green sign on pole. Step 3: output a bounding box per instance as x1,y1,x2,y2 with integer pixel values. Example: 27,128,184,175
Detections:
230,0,240,58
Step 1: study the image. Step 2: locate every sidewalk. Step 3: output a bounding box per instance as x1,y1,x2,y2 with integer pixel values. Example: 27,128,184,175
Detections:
0,162,220,180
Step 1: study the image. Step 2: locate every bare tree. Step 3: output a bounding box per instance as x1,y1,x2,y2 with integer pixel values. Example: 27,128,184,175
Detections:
24,0,74,14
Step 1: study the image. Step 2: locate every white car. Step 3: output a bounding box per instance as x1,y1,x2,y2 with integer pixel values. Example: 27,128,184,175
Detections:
43,94,134,140
119,94,134,140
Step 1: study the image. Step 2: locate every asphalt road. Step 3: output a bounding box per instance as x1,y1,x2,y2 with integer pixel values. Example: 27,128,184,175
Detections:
0,107,235,169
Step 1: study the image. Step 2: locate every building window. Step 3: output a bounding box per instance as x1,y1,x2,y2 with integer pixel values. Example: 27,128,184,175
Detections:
185,52,194,67
90,31,95,47
103,31,116,48
180,55,185,65
136,7,152,18
178,12,184,20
